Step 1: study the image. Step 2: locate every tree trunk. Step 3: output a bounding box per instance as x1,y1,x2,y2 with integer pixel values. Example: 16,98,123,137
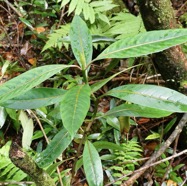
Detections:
138,0,187,91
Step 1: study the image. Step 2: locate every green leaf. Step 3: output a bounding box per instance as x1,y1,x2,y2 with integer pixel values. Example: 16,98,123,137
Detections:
93,141,124,152
105,84,187,113
68,0,79,15
91,64,141,93
95,29,187,60
0,65,73,103
36,128,72,168
60,84,91,136
102,104,172,118
19,110,34,149
83,140,103,186
60,0,70,8
163,117,177,134
145,132,160,140
1,88,66,109
70,15,92,70
19,17,34,30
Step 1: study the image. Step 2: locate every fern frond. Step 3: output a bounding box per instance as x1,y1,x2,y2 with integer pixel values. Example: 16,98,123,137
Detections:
42,24,70,52
106,138,142,185
60,0,117,24
106,11,145,39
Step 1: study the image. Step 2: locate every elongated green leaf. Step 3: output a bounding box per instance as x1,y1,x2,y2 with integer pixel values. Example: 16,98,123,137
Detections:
83,140,103,186
36,128,72,168
1,88,66,109
70,15,92,70
60,84,91,136
102,104,172,118
105,84,187,113
96,29,187,60
93,141,124,152
91,64,141,93
0,65,73,103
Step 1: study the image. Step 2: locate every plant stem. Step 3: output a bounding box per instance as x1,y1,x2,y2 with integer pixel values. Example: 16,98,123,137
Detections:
82,69,88,84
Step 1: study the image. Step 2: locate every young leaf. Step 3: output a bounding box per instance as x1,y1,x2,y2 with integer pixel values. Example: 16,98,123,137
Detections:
70,15,92,70
0,65,74,103
36,128,72,168
102,104,172,118
95,29,187,60
105,84,187,113
60,84,91,137
1,88,66,109
83,140,103,186
19,110,34,149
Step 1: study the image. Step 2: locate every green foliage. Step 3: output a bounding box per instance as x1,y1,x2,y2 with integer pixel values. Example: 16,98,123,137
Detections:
107,138,142,185
42,24,71,52
154,154,184,184
60,84,91,136
83,140,103,186
103,103,172,118
2,14,187,185
95,29,187,60
105,11,145,39
36,128,72,168
105,84,187,113
0,65,73,103
70,15,93,71
1,88,66,109
0,142,27,183
60,0,117,24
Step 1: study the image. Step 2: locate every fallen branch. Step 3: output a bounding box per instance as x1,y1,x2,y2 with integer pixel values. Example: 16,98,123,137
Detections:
122,113,187,186
9,142,55,186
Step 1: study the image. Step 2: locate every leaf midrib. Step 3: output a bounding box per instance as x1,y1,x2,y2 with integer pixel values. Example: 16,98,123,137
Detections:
98,33,187,58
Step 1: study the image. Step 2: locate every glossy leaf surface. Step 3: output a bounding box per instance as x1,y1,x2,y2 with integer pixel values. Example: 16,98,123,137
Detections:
96,29,187,60
105,84,187,113
0,65,72,103
70,15,92,69
1,88,66,109
36,128,72,168
60,84,91,136
102,104,172,118
83,140,103,186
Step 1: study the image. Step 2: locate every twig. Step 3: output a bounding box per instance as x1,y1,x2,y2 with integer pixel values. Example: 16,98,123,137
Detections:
3,0,23,17
122,113,187,186
181,176,187,186
28,110,63,186
161,133,179,182
105,148,187,186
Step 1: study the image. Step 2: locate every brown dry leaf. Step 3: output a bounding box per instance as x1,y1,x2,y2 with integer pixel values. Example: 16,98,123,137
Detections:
18,22,25,37
144,141,158,151
34,27,45,34
28,58,37,66
166,179,177,186
3,52,14,61
136,118,150,125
